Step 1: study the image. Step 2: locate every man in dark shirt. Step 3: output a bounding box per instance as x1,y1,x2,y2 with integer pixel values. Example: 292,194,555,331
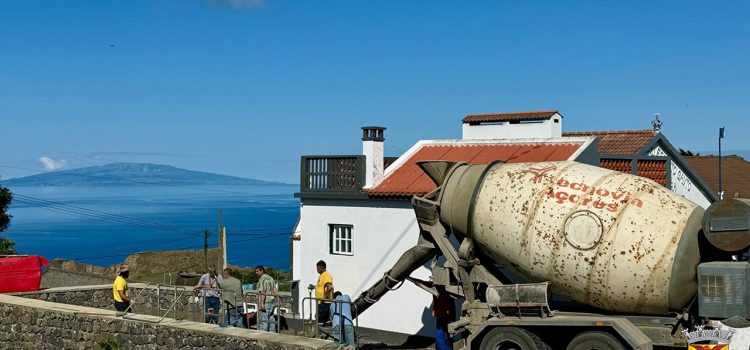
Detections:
432,285,455,350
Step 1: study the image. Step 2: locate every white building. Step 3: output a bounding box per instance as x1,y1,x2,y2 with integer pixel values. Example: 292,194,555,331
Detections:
291,110,717,344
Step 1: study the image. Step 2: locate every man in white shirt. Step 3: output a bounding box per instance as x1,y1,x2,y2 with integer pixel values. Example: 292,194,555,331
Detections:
196,269,223,324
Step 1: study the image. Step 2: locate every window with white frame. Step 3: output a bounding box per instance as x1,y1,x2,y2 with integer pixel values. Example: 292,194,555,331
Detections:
329,224,353,255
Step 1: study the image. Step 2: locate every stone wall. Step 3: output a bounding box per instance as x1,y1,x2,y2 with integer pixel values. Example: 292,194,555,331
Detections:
17,284,296,325
17,284,204,322
0,294,333,350
41,267,113,289
41,259,117,289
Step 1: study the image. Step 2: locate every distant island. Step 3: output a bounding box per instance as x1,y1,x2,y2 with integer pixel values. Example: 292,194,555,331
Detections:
1,162,290,187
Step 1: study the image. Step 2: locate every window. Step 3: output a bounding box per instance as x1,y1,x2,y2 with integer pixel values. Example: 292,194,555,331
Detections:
329,224,353,255
700,275,725,299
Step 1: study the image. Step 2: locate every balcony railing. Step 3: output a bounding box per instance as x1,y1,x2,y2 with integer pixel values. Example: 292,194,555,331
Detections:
299,155,365,195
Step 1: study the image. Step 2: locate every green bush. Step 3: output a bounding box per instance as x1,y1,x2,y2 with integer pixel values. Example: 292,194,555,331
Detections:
231,266,292,291
0,236,16,255
97,336,122,350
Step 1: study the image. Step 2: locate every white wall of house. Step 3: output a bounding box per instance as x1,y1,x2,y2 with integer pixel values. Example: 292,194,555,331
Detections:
293,199,435,336
649,146,712,208
462,116,562,140
292,220,303,289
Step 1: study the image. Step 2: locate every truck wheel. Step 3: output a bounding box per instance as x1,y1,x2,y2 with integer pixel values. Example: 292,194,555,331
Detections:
566,331,625,350
479,327,549,350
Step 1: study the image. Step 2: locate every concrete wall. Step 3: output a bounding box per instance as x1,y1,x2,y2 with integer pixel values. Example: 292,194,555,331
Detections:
462,116,562,140
294,199,435,338
0,294,332,350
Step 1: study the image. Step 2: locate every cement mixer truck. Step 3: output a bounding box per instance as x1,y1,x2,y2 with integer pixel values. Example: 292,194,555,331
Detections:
351,160,750,349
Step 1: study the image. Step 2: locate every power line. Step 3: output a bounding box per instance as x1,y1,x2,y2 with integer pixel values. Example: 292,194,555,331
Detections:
70,234,201,258
11,194,294,262
13,197,195,237
72,242,220,261
71,231,290,262
2,167,297,264
228,228,294,236
69,230,290,262
12,194,202,236
11,196,211,252
226,232,291,244
14,192,293,240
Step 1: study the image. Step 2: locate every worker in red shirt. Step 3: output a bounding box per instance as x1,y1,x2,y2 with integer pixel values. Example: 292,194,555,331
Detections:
432,285,455,350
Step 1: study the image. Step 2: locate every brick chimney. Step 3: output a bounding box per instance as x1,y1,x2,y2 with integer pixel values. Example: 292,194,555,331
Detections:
362,126,386,188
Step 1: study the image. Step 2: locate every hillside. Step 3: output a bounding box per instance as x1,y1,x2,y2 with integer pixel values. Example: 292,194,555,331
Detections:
43,248,291,289
1,162,288,186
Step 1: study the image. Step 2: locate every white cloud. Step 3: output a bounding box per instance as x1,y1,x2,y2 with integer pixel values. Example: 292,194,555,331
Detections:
205,0,264,10
38,157,67,171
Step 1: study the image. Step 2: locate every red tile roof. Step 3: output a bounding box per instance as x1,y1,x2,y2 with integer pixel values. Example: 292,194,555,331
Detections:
600,159,631,173
563,130,656,155
637,159,668,186
367,142,584,197
684,155,750,198
599,158,668,187
463,110,560,124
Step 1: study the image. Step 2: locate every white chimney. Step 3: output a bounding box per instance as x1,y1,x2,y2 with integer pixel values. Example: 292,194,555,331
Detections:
362,126,386,188
462,110,563,140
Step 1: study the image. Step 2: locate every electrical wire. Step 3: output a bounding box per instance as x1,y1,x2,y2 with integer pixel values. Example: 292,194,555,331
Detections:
12,194,203,236
12,195,295,258
65,227,291,260
228,229,294,236
10,194,210,252
71,231,290,262
226,232,291,244
71,242,220,261
2,167,298,264
13,198,197,240
13,194,200,235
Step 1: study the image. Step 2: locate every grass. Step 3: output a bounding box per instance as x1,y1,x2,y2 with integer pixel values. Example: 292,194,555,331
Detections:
123,248,292,290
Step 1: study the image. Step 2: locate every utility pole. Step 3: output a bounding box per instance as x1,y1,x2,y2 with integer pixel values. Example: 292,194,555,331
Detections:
203,229,210,272
719,127,725,200
221,226,227,270
218,208,227,270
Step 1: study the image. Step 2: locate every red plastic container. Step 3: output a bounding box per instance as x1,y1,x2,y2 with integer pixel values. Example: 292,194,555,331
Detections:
0,255,49,293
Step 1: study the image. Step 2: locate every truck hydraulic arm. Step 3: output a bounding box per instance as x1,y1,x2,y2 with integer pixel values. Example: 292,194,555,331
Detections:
351,234,437,318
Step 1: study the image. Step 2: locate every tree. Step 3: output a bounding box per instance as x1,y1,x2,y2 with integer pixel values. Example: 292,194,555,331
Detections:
678,148,701,157
0,236,15,255
0,185,16,255
0,185,10,232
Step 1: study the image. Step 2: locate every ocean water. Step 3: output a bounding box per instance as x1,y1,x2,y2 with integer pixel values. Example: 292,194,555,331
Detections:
3,185,299,269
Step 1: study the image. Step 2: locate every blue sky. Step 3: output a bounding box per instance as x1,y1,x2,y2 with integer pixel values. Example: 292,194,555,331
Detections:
1,0,748,183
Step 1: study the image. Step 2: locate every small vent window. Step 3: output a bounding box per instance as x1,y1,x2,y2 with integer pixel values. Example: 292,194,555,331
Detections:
329,224,353,256
700,275,725,298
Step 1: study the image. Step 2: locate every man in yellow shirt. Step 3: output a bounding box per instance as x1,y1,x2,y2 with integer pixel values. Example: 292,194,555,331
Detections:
113,265,131,312
315,260,333,323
